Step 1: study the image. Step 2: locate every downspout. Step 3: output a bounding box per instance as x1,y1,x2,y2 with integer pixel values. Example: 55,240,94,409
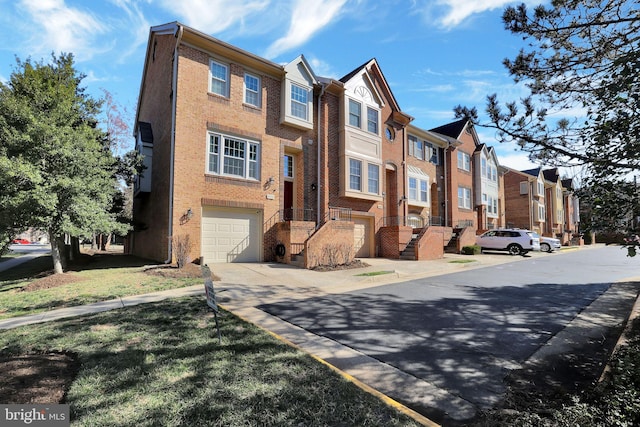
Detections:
316,82,327,224
165,25,183,263
443,145,449,227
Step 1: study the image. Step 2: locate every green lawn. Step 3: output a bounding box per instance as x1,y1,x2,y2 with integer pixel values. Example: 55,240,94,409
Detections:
0,297,422,426
0,253,200,319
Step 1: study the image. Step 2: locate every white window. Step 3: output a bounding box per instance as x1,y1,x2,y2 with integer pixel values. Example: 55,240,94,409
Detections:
244,72,261,107
457,151,470,171
537,180,544,195
349,159,362,191
207,132,260,180
538,204,545,220
408,176,429,203
493,198,498,215
284,154,293,178
458,186,471,209
367,107,378,134
420,179,428,202
290,83,308,120
368,164,379,194
491,166,497,182
409,177,417,201
481,158,487,178
426,142,439,164
415,139,424,160
348,99,361,128
210,60,229,97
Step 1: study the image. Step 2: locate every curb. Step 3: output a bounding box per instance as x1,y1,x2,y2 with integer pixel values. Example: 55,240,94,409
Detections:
226,304,441,427
599,281,640,381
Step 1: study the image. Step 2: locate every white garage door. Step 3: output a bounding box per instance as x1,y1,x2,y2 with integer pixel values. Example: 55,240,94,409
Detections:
353,217,372,258
201,207,262,263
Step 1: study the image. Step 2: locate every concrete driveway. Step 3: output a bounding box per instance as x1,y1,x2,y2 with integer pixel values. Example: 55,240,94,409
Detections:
214,245,640,424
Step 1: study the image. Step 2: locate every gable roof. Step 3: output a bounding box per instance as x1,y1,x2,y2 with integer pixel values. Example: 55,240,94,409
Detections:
521,167,542,177
562,178,574,190
339,59,372,83
339,58,413,126
542,168,561,183
429,118,468,139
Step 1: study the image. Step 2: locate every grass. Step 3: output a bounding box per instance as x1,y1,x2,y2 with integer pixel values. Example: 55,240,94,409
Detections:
448,259,477,264
0,297,422,426
0,254,200,320
355,270,394,277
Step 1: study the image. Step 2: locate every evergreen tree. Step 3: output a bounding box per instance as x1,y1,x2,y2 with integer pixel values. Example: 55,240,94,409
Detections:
0,53,126,273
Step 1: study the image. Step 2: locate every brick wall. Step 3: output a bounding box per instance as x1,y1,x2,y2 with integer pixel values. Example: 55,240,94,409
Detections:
378,226,413,258
416,226,448,260
131,33,177,262
503,170,532,229
304,220,354,268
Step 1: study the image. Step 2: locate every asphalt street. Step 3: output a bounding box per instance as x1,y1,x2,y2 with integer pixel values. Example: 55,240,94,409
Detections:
259,246,640,415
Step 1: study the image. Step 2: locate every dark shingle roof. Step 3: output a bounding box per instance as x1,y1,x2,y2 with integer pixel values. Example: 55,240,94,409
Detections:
521,167,541,176
542,168,560,182
339,59,374,83
429,118,467,139
562,178,574,190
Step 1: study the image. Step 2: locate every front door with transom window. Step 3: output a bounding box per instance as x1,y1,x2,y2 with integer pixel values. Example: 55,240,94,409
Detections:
283,154,294,220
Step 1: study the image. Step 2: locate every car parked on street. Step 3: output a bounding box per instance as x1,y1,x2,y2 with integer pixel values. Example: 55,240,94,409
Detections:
540,236,561,253
11,238,30,244
476,229,541,255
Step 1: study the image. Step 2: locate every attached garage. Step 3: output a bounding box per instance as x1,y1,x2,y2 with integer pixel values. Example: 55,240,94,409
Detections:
201,207,262,264
353,216,373,258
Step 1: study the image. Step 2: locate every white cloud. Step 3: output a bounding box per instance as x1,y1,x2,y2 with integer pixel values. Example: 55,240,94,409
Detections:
157,0,270,35
264,0,348,59
496,152,538,171
110,0,152,63
414,0,541,29
307,56,338,79
19,0,109,61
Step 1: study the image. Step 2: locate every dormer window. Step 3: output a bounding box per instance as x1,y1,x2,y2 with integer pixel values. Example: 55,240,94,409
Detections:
290,83,308,120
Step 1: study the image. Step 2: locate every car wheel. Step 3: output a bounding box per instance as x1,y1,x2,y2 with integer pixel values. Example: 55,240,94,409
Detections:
507,244,523,256
540,242,551,253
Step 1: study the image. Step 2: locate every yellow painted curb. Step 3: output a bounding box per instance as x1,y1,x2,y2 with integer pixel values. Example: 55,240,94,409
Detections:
225,304,441,427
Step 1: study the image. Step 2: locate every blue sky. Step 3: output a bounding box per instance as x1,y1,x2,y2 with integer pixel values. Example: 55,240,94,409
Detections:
0,0,547,171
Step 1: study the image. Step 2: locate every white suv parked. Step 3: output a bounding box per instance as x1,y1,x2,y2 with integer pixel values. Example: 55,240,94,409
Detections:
476,229,541,255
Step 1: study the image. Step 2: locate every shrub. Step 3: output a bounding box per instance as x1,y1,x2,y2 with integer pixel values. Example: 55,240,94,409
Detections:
171,234,192,268
461,245,481,255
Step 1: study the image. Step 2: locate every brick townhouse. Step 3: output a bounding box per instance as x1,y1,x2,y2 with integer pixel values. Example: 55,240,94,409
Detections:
429,119,506,249
129,22,514,267
503,167,580,244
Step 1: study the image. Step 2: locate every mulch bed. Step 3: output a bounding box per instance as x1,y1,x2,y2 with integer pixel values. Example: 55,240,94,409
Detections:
0,352,80,404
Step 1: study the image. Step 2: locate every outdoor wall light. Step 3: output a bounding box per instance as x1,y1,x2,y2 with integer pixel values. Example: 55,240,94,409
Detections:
311,183,317,191
186,208,193,219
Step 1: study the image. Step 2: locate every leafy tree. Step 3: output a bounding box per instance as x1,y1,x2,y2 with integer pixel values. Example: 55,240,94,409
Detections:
0,53,125,273
455,0,640,227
